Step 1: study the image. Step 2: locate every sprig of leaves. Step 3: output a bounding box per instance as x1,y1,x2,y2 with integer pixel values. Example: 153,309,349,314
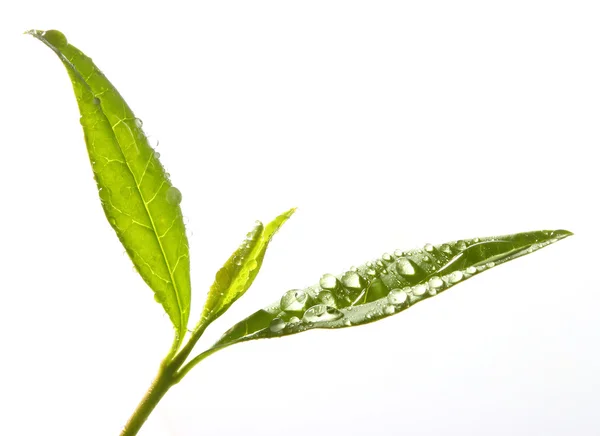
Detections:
27,29,573,436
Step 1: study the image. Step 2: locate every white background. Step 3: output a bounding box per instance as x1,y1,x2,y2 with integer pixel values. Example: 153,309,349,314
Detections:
1,1,598,435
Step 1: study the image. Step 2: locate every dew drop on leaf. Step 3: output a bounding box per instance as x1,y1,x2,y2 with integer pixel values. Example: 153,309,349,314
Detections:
412,284,427,296
302,304,344,323
440,244,453,255
424,243,434,252
486,262,495,268
383,305,395,315
428,276,444,289
387,289,408,305
134,118,143,128
288,316,300,325
396,258,416,276
280,289,307,312
269,318,286,333
455,240,467,251
166,186,182,205
341,271,363,290
466,266,477,274
43,29,68,49
448,271,463,283
317,291,336,307
319,273,339,290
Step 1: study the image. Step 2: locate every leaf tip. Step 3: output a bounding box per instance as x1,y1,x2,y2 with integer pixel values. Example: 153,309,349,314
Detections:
284,207,297,219
26,29,69,50
553,229,574,239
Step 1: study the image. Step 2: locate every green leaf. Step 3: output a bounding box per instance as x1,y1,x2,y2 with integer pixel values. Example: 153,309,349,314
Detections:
28,30,191,346
210,229,572,350
201,208,296,324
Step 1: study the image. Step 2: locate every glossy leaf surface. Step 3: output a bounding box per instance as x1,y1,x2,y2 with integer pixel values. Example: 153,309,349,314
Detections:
28,30,191,344
201,208,296,324
210,229,572,351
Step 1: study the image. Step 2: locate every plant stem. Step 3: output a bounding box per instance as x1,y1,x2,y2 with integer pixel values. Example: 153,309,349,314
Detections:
119,363,176,436
119,322,211,436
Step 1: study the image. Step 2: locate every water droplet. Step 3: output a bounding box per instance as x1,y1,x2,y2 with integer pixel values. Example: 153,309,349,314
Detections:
318,291,336,307
376,260,384,267
42,30,68,49
344,319,352,326
387,289,408,305
486,262,495,268
394,249,403,257
269,318,286,333
412,284,427,296
382,253,392,262
166,186,182,205
154,151,161,158
288,316,300,325
366,268,376,276
319,273,339,290
428,276,444,289
440,244,452,254
134,118,143,129
383,305,395,315
466,266,477,274
109,217,117,226
473,238,480,243
448,271,463,283
280,289,308,312
455,240,467,251
302,305,344,323
366,261,373,268
341,271,363,290
396,258,415,276
424,243,434,252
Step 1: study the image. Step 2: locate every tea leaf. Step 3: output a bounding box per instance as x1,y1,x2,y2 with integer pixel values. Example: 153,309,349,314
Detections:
28,30,191,346
201,208,296,324
210,229,572,350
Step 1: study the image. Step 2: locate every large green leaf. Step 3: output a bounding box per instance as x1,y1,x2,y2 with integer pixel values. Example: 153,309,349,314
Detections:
208,229,572,351
201,208,296,324
28,30,191,345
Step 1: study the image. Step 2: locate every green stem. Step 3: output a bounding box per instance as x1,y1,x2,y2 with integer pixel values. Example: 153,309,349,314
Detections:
119,363,176,436
120,321,211,436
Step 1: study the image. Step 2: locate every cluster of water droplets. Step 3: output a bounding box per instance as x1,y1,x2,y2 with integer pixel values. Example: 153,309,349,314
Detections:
263,237,502,334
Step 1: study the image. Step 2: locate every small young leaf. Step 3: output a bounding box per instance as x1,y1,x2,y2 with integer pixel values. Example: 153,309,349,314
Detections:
201,208,296,324
28,30,191,345
209,229,572,350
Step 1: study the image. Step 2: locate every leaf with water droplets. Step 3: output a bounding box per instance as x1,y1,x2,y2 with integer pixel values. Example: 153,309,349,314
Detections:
28,30,191,348
201,208,296,325
202,229,572,353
